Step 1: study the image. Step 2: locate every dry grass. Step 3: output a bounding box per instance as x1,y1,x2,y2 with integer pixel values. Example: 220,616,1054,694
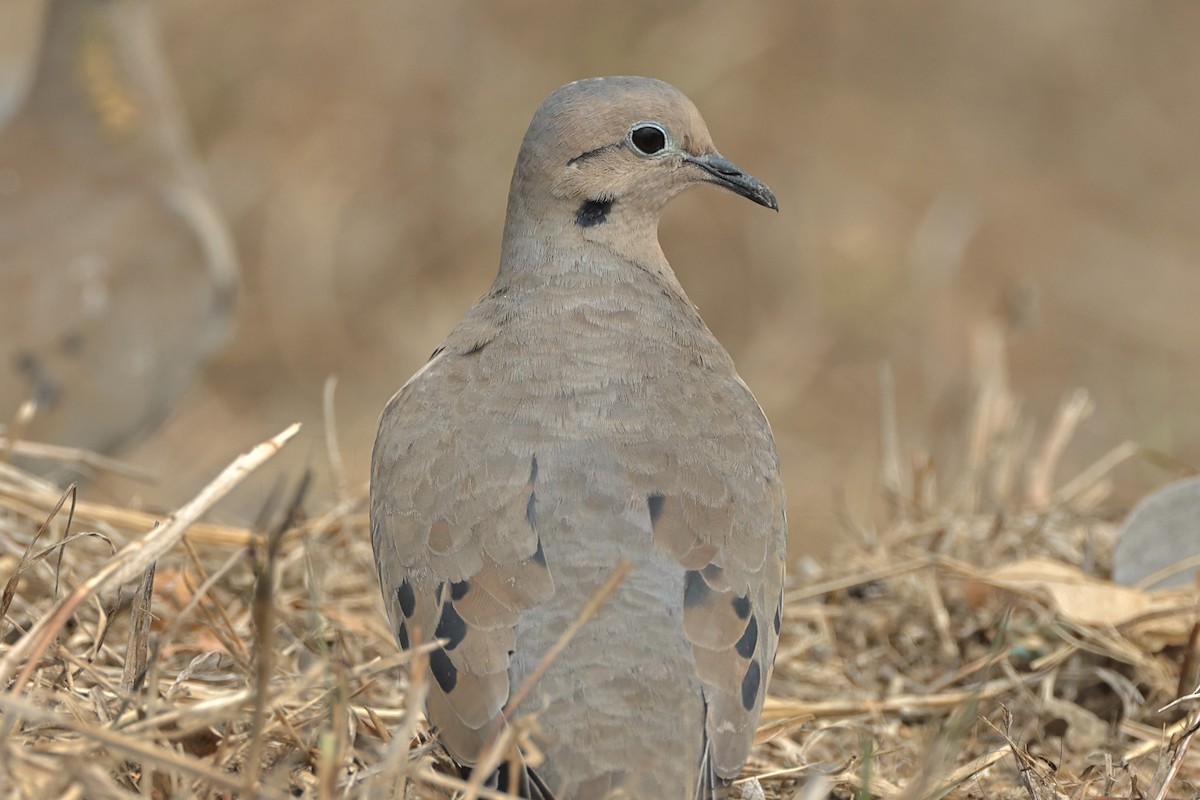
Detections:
0,324,1197,799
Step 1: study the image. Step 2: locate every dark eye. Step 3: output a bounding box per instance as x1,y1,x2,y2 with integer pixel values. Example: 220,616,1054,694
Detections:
630,124,667,155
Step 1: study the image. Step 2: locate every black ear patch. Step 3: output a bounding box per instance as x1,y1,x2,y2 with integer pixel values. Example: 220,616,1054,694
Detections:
576,198,613,228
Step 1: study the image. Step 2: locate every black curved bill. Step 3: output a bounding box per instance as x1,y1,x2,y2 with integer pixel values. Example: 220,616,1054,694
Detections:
685,153,778,211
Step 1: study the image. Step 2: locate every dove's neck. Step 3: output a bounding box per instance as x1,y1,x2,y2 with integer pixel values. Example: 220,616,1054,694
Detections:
497,198,693,309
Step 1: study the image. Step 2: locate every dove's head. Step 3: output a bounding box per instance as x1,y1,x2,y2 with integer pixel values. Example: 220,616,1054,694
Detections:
504,76,776,253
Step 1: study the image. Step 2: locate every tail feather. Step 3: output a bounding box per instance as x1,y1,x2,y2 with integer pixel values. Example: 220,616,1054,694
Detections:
465,758,556,800
696,731,733,800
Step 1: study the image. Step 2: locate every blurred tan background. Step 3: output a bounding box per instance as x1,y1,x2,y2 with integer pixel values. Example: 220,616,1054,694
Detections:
4,0,1199,558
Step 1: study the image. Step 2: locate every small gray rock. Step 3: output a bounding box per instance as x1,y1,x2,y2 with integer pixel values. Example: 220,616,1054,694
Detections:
1114,476,1200,588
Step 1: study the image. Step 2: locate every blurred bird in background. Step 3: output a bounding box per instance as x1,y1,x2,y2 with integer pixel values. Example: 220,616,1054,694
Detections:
0,0,237,471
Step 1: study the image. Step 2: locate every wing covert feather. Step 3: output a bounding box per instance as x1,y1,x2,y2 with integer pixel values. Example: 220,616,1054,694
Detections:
627,372,788,785
370,349,554,765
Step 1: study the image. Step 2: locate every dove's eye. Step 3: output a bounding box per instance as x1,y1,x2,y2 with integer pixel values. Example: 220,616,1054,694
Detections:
630,123,668,156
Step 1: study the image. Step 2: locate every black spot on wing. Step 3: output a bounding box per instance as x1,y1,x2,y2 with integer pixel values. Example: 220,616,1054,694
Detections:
529,455,538,483
450,580,470,601
647,493,665,526
741,660,761,711
774,601,782,635
576,198,613,228
531,536,547,566
735,616,758,659
526,491,537,530
463,340,488,356
731,594,751,620
684,570,710,608
435,601,467,651
396,580,416,618
397,620,409,650
430,648,458,692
